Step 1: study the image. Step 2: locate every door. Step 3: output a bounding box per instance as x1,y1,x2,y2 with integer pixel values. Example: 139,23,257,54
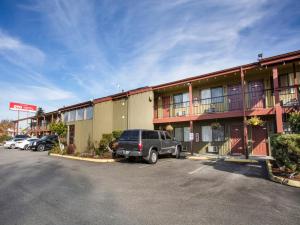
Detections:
159,131,170,154
230,124,244,155
162,96,170,118
251,125,268,156
69,125,75,145
248,80,265,108
228,84,242,111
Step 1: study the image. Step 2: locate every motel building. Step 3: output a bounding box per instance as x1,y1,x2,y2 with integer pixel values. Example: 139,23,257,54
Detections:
13,50,300,157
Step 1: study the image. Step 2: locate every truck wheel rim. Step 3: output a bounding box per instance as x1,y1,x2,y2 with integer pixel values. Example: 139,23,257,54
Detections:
152,152,157,162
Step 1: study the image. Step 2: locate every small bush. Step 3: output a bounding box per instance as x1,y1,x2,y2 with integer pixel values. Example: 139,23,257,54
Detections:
67,144,76,155
288,112,300,133
48,144,62,155
271,134,300,172
0,135,12,144
112,130,123,140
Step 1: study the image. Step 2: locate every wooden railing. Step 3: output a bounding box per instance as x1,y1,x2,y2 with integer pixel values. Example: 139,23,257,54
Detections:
154,89,275,119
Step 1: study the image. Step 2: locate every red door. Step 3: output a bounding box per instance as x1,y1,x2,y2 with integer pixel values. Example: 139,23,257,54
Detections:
228,84,242,111
162,96,170,118
230,124,244,155
251,126,268,156
248,80,265,108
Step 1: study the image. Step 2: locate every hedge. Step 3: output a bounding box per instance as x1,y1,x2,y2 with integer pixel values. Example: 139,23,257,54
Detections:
270,134,300,171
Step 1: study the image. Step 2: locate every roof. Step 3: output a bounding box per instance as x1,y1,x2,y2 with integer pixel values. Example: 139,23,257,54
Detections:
152,49,300,90
58,101,93,112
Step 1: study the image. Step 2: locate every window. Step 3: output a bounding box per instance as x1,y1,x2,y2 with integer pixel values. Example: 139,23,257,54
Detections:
201,87,224,104
279,74,294,87
201,89,211,104
160,131,166,140
76,108,84,120
212,126,225,141
201,125,225,142
201,126,212,142
175,127,190,142
69,110,76,122
142,131,159,139
211,87,223,103
175,127,183,141
183,127,190,142
63,112,69,122
85,107,93,120
119,130,139,141
173,93,189,108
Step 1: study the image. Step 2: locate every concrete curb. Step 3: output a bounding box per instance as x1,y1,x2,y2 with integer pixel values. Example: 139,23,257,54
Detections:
266,159,300,188
188,156,218,161
49,153,120,163
224,158,258,163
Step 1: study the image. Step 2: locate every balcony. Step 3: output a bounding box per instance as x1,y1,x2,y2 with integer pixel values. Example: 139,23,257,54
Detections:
154,89,275,120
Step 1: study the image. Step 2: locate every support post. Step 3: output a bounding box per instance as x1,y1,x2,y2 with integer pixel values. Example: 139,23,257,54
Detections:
293,63,300,101
16,111,19,135
240,68,249,159
188,82,193,115
190,120,194,155
272,66,283,133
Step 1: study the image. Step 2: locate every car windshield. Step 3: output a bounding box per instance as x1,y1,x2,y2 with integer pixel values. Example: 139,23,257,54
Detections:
13,138,24,141
119,130,139,141
39,136,49,141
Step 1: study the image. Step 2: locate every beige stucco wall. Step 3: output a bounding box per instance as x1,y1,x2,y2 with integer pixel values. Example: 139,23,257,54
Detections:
128,91,154,129
113,98,128,131
66,119,93,153
92,101,113,142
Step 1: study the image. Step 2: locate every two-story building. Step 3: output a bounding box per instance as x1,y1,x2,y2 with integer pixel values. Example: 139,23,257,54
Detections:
12,50,300,157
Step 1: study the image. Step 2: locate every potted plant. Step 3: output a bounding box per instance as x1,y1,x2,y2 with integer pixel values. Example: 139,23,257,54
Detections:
246,116,265,126
211,122,221,129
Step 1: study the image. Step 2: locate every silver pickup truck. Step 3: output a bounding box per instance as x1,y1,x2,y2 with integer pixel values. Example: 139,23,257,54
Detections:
115,129,182,164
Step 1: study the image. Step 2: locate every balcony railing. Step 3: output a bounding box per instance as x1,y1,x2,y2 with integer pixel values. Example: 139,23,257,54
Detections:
154,89,275,119
279,86,300,107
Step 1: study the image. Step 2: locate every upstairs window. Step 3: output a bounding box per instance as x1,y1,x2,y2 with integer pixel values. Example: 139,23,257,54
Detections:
76,108,84,120
85,107,93,120
173,93,189,108
201,87,224,104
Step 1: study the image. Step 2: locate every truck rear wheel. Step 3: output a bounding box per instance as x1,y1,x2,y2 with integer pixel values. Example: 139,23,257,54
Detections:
148,150,158,164
176,146,181,159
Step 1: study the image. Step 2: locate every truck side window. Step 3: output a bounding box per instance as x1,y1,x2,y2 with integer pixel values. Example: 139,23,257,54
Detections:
160,131,166,140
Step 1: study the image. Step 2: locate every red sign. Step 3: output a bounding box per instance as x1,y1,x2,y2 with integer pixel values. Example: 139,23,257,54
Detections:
9,102,37,112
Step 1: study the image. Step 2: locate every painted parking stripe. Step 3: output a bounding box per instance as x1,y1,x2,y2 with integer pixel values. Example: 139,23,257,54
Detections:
188,161,217,174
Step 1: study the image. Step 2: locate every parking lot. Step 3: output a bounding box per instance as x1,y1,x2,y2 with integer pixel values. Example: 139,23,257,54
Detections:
0,146,300,225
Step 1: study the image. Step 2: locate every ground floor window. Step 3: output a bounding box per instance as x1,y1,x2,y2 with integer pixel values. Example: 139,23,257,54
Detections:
201,125,225,142
175,127,190,142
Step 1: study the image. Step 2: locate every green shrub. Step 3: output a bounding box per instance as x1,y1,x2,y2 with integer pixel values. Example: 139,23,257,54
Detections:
271,134,300,171
112,130,123,140
48,144,62,155
288,112,300,133
0,135,12,144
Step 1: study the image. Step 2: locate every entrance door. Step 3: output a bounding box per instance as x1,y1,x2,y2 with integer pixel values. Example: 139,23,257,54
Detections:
228,84,242,111
69,125,75,145
162,96,170,118
251,125,268,156
248,80,265,108
230,124,244,155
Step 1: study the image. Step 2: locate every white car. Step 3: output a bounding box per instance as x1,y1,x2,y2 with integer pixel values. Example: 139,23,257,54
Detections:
3,138,26,149
16,138,39,150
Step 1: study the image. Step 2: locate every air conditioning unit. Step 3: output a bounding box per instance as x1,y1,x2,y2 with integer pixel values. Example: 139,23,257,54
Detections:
176,111,186,116
207,146,218,153
205,107,216,113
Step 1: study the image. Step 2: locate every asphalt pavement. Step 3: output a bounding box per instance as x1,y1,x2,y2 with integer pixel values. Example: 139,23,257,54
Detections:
0,147,299,225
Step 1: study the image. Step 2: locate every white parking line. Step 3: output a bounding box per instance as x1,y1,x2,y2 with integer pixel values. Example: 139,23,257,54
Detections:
188,165,209,174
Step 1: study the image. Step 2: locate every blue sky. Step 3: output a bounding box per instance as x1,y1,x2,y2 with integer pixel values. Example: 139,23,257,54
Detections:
0,0,300,121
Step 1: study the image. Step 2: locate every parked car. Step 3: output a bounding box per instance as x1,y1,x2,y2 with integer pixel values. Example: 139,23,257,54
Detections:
115,129,182,164
16,138,39,150
14,134,30,139
3,138,26,149
29,135,59,151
